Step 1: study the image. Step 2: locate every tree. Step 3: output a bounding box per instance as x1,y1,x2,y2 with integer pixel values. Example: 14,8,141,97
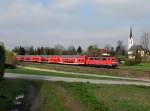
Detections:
77,46,82,54
44,47,51,55
87,44,99,56
104,44,115,56
19,46,26,55
40,47,45,55
28,46,34,55
12,46,20,54
0,42,5,78
37,47,41,55
115,40,126,56
135,49,142,63
54,44,65,55
140,32,150,50
68,46,77,55
110,47,115,56
104,44,112,52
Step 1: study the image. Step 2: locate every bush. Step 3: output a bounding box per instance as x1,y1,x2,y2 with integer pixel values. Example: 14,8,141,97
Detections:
125,54,142,66
135,53,142,64
125,59,138,65
0,44,5,78
116,56,126,64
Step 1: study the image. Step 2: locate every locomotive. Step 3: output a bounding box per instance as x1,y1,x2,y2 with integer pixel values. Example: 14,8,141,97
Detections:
16,55,118,68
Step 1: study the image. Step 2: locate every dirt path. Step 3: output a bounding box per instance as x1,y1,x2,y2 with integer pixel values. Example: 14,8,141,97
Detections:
23,83,39,111
5,73,150,86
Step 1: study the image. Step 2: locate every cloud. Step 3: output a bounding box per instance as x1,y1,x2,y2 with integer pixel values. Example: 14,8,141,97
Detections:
0,0,150,50
0,0,79,28
90,0,150,19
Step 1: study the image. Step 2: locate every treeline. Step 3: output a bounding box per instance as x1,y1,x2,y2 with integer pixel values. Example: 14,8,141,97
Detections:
13,45,83,55
12,40,127,57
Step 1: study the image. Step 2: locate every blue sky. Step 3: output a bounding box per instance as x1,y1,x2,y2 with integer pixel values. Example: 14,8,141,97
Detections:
1,0,150,50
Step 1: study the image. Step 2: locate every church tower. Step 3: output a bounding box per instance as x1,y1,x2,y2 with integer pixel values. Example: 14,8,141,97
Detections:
128,27,134,50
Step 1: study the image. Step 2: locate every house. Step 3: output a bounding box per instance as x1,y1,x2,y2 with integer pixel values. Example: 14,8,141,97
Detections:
128,45,145,59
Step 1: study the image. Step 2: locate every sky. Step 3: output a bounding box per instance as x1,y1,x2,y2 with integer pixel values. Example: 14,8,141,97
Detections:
1,0,150,50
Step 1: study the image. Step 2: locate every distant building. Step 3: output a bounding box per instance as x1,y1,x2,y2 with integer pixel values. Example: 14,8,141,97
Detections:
128,45,145,59
128,28,150,60
96,49,110,56
88,49,109,57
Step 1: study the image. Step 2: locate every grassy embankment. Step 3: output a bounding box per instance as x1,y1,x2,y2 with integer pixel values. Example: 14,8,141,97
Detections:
7,62,150,79
1,79,150,111
120,63,150,71
17,62,118,76
25,62,150,71
0,79,26,111
6,67,121,81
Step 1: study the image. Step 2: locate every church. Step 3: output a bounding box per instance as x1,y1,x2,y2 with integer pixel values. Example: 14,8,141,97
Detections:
128,28,146,59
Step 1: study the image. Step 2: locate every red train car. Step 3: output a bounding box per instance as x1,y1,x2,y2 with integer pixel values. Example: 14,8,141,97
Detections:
60,55,86,65
41,56,49,63
16,55,25,61
16,55,118,68
86,56,118,68
49,55,61,63
23,56,32,62
31,56,41,62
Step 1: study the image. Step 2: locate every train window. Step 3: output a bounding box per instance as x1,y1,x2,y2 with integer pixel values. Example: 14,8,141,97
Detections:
92,58,95,60
95,58,99,60
89,58,94,60
102,58,106,60
97,58,101,60
112,58,116,61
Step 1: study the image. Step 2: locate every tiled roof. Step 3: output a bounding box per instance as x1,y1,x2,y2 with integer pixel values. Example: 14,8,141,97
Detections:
129,45,144,51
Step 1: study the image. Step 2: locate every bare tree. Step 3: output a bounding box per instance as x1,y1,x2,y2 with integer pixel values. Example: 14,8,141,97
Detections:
104,44,112,52
115,40,126,56
140,32,150,50
105,44,115,56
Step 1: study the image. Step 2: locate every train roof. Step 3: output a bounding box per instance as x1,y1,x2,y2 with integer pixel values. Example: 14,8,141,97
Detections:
16,55,115,58
16,55,87,57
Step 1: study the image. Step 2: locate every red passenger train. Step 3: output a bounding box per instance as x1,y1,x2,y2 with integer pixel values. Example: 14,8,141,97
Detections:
16,55,118,68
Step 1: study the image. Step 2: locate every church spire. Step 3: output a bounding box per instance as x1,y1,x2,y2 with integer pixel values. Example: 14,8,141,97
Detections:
128,27,134,50
130,27,132,38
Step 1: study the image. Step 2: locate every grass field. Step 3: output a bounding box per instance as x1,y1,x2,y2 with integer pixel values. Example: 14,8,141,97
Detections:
36,81,150,111
1,79,150,111
120,63,150,71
